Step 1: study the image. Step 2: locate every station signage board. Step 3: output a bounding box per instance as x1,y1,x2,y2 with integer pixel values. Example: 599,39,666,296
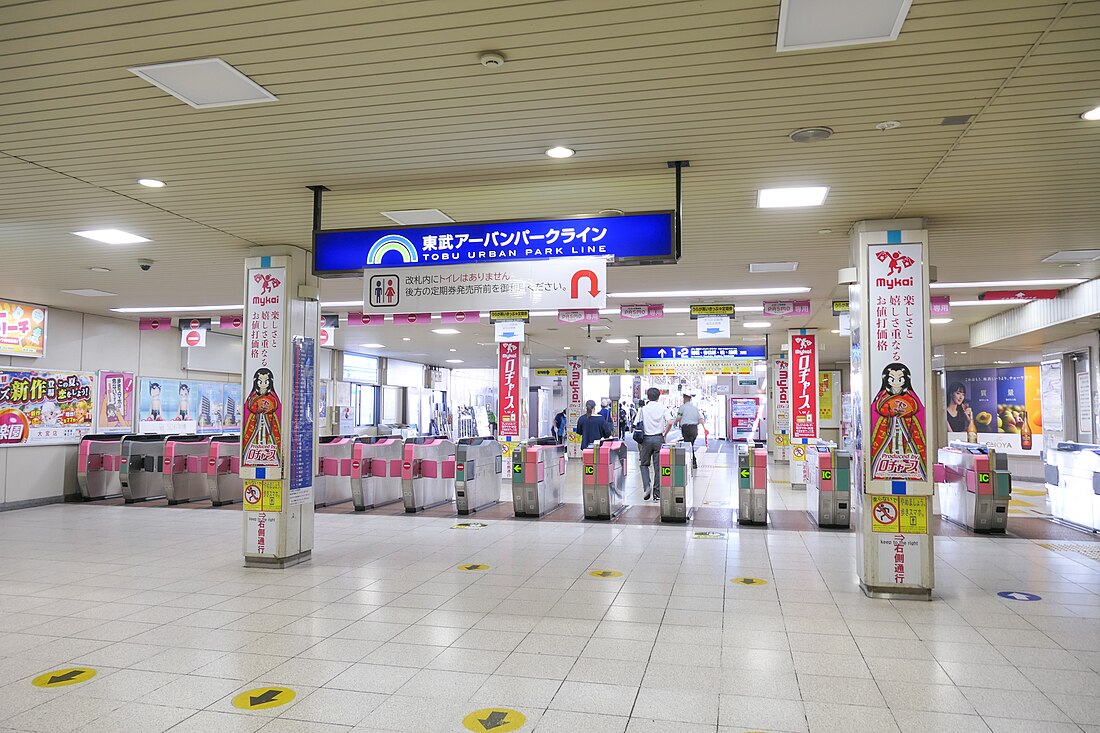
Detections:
638,345,765,360
0,300,47,358
763,300,810,317
315,211,676,275
831,300,850,315
619,304,663,320
689,304,735,319
557,309,599,324
489,310,530,323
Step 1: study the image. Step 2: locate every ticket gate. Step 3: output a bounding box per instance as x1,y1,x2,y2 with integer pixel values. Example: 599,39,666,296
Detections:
935,442,1011,533
512,438,567,518
806,444,852,528
657,442,694,523
401,436,457,512
455,436,504,514
351,436,405,511
77,434,129,500
207,435,242,506
121,435,168,502
163,435,213,505
1044,442,1100,531
316,435,356,507
582,439,627,520
737,445,768,525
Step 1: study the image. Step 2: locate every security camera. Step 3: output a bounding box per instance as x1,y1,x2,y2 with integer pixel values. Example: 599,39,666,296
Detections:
138,258,154,272
595,335,603,343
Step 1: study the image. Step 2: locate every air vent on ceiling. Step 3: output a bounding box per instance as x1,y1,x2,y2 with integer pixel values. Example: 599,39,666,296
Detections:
129,58,277,109
749,262,799,273
941,115,973,126
1042,250,1100,263
62,289,116,297
381,209,454,225
776,0,913,52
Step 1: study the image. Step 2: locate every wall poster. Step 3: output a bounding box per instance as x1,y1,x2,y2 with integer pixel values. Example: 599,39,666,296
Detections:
1039,360,1064,435
96,371,135,433
0,368,94,446
0,300,47,358
944,366,1043,455
242,267,286,470
138,378,241,435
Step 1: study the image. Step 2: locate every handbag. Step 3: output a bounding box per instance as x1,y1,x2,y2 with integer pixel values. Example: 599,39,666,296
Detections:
632,420,645,444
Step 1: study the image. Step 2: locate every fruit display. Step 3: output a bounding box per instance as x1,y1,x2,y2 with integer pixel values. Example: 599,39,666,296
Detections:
996,404,1038,433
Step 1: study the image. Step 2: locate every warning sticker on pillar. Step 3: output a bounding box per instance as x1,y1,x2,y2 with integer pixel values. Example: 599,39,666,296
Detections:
866,242,929,484
242,267,286,475
788,331,818,440
498,342,521,438
245,511,278,555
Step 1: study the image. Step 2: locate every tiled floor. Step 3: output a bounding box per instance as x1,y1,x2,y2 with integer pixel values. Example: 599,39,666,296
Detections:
2,459,1100,732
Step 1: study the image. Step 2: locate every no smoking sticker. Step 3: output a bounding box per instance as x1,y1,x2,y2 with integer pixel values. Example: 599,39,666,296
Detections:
243,480,282,512
871,495,928,534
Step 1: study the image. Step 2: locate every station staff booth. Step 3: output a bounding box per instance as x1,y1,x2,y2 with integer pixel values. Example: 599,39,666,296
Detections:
163,435,213,505
512,437,567,518
1044,441,1100,531
77,434,129,500
936,442,1011,534
206,435,241,505
351,435,405,511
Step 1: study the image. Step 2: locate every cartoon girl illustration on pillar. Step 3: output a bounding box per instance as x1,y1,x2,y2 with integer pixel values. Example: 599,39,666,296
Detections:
869,362,928,481
242,367,282,467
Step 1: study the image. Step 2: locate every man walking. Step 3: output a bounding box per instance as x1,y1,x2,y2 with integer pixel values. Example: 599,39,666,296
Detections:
637,387,671,501
675,392,703,470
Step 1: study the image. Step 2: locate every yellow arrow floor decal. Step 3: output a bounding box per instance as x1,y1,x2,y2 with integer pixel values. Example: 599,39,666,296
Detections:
463,707,526,732
231,687,296,710
31,668,96,688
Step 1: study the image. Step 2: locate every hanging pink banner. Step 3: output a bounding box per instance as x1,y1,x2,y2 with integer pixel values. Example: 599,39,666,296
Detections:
347,313,386,326
138,317,171,331
441,311,481,324
930,296,951,316
393,313,431,325
558,309,600,324
219,315,243,329
619,304,663,320
763,300,811,317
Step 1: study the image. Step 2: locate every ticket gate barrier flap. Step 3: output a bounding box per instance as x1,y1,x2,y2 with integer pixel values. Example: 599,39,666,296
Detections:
737,446,768,526
316,436,357,507
164,435,214,505
936,442,1010,534
512,439,567,518
658,442,694,523
121,435,169,502
206,435,242,506
402,437,457,512
583,439,627,520
455,436,504,515
351,436,405,511
77,434,129,500
806,444,852,529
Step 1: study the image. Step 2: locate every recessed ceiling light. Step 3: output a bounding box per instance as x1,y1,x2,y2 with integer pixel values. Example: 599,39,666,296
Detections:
776,0,912,52
605,338,629,344
137,178,166,188
749,262,799,273
599,361,606,365
129,58,277,109
402,337,411,341
432,328,461,335
876,120,903,131
597,209,624,216
360,343,386,348
449,348,457,352
676,332,685,336
546,146,575,158
446,359,464,364
382,209,454,225
831,329,841,334
111,304,242,313
931,279,1084,289
564,346,571,350
89,267,111,273
757,187,828,208
817,229,832,235
789,126,833,143
609,287,809,298
73,229,150,244
1081,105,1100,121
743,322,771,328
929,318,953,325
62,289,116,297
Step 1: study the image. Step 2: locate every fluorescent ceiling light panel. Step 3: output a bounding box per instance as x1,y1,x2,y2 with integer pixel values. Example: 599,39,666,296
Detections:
1041,250,1100,263
609,287,809,298
1081,105,1100,121
605,338,629,344
73,229,150,244
381,209,454,225
432,328,461,335
749,262,799,273
128,58,277,109
929,318,953,325
446,359,464,363
360,343,386,348
138,178,166,188
321,300,364,307
62,289,116,297
949,300,1032,307
930,279,1084,289
111,304,242,313
757,187,829,208
742,322,771,328
776,0,913,52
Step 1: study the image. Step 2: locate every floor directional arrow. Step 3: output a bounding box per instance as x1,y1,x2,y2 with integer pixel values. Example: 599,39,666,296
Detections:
32,667,96,688
47,670,86,685
480,711,509,730
232,686,295,710
463,706,526,732
250,689,281,706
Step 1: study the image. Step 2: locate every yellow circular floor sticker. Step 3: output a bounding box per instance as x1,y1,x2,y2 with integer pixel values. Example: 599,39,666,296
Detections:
463,707,526,732
730,577,768,586
458,563,491,571
232,687,296,710
32,668,96,688
588,570,623,578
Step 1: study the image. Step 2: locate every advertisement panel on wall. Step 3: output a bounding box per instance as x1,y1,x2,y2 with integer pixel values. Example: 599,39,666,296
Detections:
0,300,47,358
242,267,286,471
788,332,818,440
497,342,521,438
818,370,841,429
96,371,135,433
771,357,790,460
138,378,242,435
566,356,585,457
944,366,1043,455
0,368,94,446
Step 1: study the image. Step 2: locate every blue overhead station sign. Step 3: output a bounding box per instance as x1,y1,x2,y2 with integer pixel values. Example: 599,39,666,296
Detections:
640,346,766,360
313,212,676,276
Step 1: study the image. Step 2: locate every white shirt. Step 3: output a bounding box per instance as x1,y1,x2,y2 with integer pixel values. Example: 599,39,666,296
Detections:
677,401,701,426
639,401,669,436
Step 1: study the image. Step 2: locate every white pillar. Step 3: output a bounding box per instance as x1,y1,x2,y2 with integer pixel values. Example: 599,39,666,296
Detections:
850,219,935,599
240,247,319,569
787,328,819,488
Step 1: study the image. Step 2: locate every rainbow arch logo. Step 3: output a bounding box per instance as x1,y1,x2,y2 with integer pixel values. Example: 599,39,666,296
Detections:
365,234,419,265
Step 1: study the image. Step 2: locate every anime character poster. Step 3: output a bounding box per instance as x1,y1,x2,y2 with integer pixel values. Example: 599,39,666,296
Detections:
241,266,287,470
0,369,94,445
242,367,282,467
96,371,134,433
138,378,241,435
867,242,929,483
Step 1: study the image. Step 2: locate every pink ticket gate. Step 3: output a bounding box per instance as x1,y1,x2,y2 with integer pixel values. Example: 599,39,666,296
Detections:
657,442,694,523
401,436,457,512
582,439,628,520
806,444,852,528
121,434,168,503
351,436,405,511
936,442,1010,533
737,445,768,526
77,434,129,500
511,438,567,518
316,436,356,507
207,435,242,506
164,435,213,505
